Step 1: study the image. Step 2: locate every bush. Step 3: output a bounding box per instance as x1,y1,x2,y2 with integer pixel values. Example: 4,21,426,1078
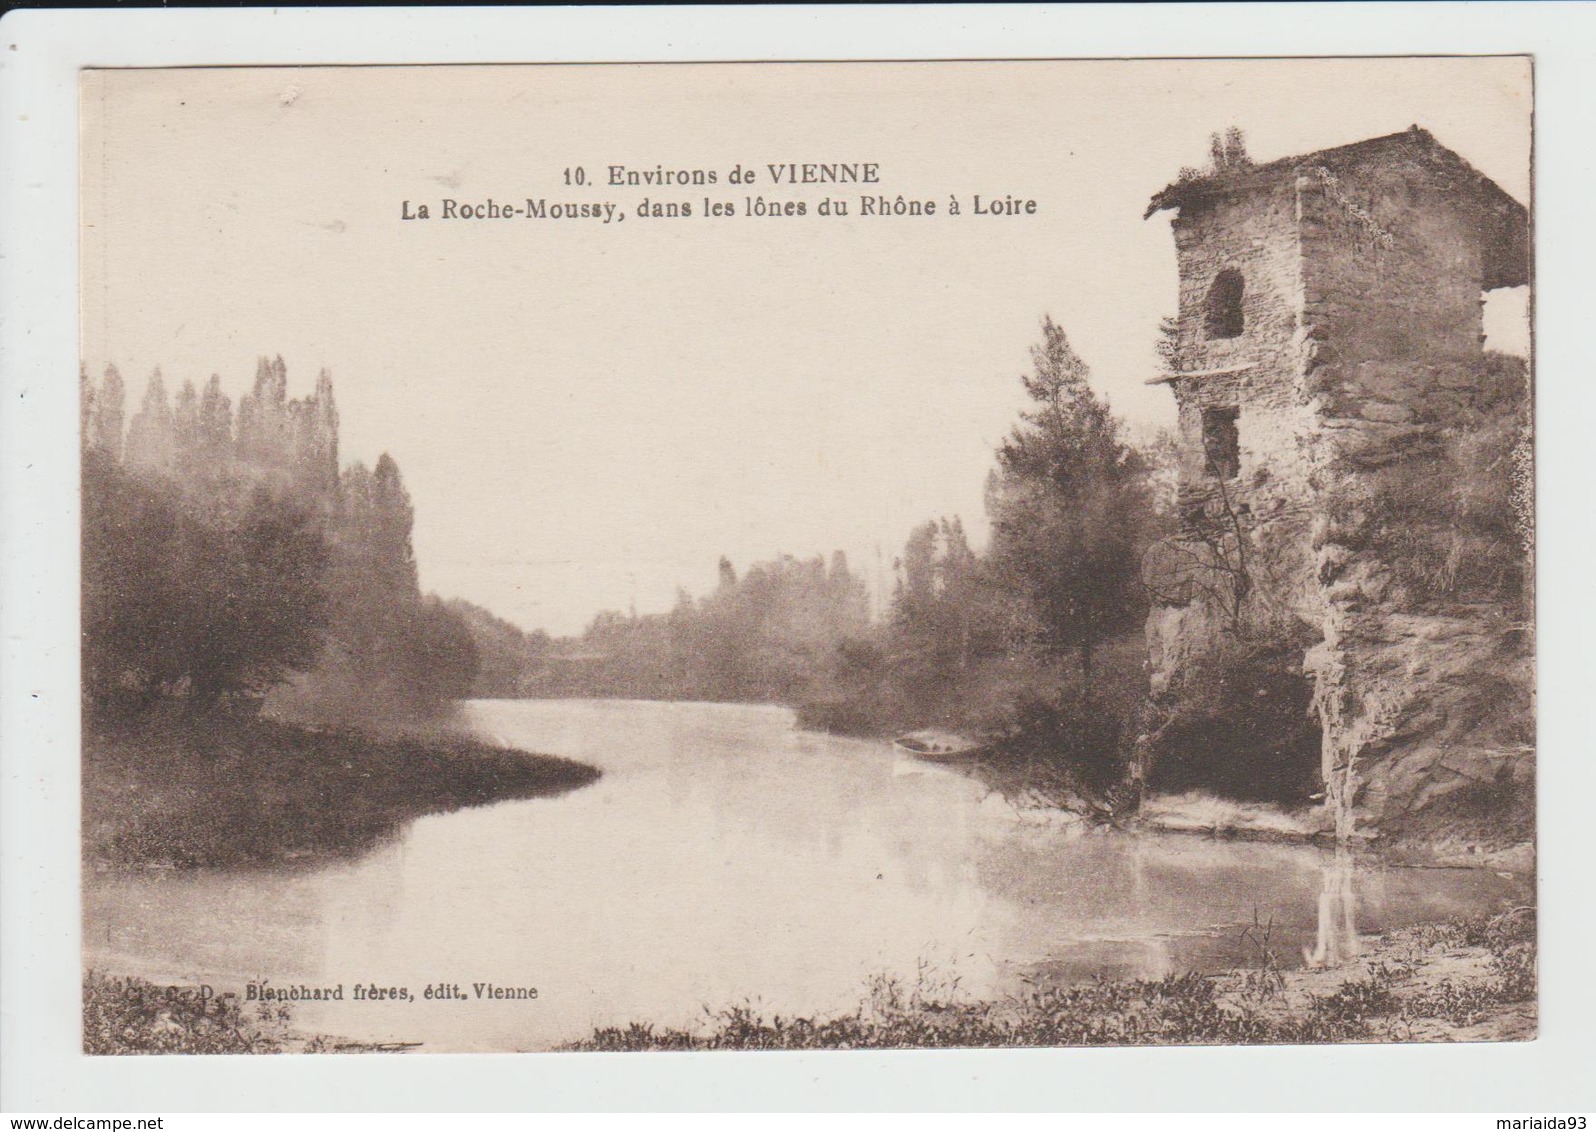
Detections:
990,687,1128,799
1145,619,1322,804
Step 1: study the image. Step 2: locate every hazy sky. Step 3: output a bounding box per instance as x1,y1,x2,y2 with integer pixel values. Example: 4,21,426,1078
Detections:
81,59,1531,635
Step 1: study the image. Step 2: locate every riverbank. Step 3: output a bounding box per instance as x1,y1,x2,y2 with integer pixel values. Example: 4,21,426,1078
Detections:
83,904,1533,1054
83,704,600,869
82,970,406,1054
569,906,1535,1050
1130,791,1535,873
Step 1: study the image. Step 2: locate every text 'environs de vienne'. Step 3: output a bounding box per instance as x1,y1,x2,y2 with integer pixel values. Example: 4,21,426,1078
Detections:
605,163,882,186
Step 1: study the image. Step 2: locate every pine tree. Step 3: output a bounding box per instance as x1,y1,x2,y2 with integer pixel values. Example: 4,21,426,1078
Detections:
987,316,1152,689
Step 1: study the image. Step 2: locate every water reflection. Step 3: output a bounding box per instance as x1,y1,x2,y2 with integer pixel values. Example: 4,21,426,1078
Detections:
1303,850,1360,969
84,700,1527,1051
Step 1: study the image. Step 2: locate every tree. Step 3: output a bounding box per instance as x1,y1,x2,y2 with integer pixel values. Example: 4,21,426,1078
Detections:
198,374,234,461
1208,127,1250,172
90,364,126,461
288,451,480,720
890,517,989,674
124,369,175,473
191,485,330,698
82,358,483,723
368,453,419,592
172,379,201,475
447,598,550,697
986,316,1152,689
1180,126,1252,184
81,452,329,710
893,520,941,633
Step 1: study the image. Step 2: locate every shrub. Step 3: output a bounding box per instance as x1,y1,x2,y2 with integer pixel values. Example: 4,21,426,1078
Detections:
989,687,1128,799
1145,619,1322,804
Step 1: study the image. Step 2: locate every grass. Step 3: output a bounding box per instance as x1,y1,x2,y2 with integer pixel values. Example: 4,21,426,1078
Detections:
83,703,600,869
85,908,1534,1054
567,907,1536,1051
82,971,408,1055
84,970,291,1055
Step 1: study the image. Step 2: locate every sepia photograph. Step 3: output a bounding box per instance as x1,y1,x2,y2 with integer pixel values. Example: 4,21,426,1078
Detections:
73,56,1536,1057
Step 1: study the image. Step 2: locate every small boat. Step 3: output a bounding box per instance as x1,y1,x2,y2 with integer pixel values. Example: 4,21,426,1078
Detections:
891,729,990,763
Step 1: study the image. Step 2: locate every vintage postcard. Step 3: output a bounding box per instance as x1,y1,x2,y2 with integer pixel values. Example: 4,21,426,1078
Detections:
78,57,1534,1055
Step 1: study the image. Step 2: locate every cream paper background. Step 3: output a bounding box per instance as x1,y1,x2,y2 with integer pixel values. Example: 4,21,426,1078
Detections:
80,59,1528,636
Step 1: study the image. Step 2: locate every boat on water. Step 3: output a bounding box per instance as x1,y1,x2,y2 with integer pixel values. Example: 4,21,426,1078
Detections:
891,729,990,763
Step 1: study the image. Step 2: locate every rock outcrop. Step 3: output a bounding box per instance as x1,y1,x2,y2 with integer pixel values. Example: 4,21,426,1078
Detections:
1142,127,1532,852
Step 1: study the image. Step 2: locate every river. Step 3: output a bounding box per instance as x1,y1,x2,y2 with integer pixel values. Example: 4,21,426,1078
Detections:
83,698,1528,1052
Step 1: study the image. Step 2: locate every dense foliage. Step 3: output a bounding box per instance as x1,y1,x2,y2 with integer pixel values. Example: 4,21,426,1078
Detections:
448,598,553,698
82,449,329,709
985,316,1155,687
81,359,478,721
534,551,872,703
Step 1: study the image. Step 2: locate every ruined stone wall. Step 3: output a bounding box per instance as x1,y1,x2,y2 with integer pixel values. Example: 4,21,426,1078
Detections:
1171,181,1308,493
1146,182,1320,692
1296,161,1532,853
1145,157,1532,854
1298,158,1494,437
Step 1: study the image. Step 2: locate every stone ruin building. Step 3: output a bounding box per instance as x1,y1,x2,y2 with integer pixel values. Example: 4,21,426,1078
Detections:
1141,126,1531,853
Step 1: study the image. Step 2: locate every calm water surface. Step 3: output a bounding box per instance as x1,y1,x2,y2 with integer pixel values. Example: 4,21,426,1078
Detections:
84,699,1528,1051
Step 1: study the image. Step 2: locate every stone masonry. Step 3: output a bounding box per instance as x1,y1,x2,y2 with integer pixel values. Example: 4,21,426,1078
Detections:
1142,126,1531,850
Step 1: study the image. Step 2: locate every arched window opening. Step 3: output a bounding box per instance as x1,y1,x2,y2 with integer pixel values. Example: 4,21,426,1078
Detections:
1205,269,1246,339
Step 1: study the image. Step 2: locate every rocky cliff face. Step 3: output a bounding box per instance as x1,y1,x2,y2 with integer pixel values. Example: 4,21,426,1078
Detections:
1147,368,1532,855
1143,131,1532,855
1307,605,1533,855
1294,152,1533,853
1302,351,1533,855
